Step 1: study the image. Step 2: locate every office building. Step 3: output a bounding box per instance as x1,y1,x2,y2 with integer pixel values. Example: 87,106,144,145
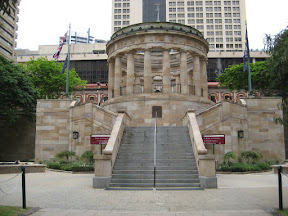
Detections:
112,0,246,52
0,0,20,60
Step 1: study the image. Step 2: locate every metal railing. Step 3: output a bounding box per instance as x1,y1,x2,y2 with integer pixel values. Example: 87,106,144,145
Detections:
154,112,157,188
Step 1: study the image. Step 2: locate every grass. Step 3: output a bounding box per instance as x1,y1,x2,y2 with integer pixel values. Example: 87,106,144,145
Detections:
0,206,31,216
278,209,288,216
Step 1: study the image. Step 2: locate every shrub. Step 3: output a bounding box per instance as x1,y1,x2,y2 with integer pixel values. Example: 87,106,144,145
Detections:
55,151,76,162
80,151,94,164
46,162,61,170
224,152,237,165
255,161,271,170
240,151,263,164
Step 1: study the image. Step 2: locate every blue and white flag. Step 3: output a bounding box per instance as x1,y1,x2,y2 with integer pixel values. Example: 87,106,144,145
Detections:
60,54,68,74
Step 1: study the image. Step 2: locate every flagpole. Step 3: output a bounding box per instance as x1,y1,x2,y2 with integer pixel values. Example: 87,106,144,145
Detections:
246,21,252,96
66,23,71,98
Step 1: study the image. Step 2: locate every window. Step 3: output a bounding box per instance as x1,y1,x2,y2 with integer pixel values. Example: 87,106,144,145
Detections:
233,19,240,23
206,7,213,11
225,31,232,35
169,19,176,22
206,1,212,5
114,21,121,25
234,25,241,29
233,7,240,11
225,13,231,17
114,15,121,19
215,13,222,18
216,38,223,42
123,21,130,25
209,44,215,48
196,1,203,5
114,3,121,7
114,9,121,13
178,13,185,18
169,8,176,12
206,19,213,23
235,37,241,42
216,31,223,36
224,7,231,11
178,7,184,12
196,13,203,18
225,25,232,29
235,44,242,48
234,31,241,35
123,9,130,13
216,44,223,48
196,25,204,30
224,1,231,5
196,19,203,24
169,2,176,6
123,3,130,7
232,1,240,5
215,25,222,29
207,25,214,30
123,15,130,19
90,97,94,101
114,27,121,31
226,37,233,42
187,1,194,6
215,19,222,23
206,13,213,18
188,13,195,17
188,19,195,24
214,1,221,5
169,14,176,18
152,106,162,118
187,7,194,11
207,38,214,42
214,7,221,11
178,20,185,24
177,1,184,6
196,7,203,11
207,31,214,36
225,19,232,23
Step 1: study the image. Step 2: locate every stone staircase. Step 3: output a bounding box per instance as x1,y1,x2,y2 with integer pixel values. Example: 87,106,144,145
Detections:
109,126,201,188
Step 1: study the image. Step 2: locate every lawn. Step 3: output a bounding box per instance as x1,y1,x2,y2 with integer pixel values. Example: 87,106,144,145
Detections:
0,206,30,216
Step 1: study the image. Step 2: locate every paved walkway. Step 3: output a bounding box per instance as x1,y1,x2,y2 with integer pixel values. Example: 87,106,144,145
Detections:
0,170,287,215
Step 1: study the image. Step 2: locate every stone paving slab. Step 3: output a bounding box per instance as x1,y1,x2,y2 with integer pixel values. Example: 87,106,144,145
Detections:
0,170,287,215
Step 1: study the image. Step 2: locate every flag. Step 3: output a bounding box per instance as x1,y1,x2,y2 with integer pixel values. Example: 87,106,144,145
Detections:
243,27,250,72
53,31,67,61
60,54,68,74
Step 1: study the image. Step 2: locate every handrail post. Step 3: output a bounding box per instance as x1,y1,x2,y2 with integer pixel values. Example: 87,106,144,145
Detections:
154,112,157,189
278,166,283,210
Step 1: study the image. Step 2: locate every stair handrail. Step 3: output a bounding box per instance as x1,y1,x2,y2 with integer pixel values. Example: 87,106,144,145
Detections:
154,112,157,188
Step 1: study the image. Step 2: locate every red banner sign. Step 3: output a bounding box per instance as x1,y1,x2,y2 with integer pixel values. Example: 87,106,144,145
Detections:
90,135,110,145
202,134,225,144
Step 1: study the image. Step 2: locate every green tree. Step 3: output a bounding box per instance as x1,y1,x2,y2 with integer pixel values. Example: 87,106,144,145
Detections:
265,28,288,126
24,57,87,99
0,55,38,123
216,61,273,95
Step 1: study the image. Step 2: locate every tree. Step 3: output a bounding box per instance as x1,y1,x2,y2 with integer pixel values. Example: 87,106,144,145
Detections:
216,61,273,96
24,57,87,99
0,55,38,123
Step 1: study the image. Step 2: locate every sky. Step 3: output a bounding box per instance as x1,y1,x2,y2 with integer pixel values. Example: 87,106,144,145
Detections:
16,0,288,51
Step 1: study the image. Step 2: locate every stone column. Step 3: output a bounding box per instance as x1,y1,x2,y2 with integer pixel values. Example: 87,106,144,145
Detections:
144,50,153,94
162,50,171,94
134,76,141,94
200,58,208,98
126,52,135,95
108,59,115,99
193,55,201,97
180,51,188,94
114,56,122,97
175,75,180,93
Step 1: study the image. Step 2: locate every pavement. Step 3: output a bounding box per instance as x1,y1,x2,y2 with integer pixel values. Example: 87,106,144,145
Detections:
0,170,287,216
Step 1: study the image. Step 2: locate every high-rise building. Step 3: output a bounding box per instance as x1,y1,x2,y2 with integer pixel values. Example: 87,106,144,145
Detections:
112,0,246,52
0,0,20,60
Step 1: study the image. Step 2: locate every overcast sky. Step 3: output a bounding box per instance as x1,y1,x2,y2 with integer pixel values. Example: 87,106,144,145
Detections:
16,0,288,51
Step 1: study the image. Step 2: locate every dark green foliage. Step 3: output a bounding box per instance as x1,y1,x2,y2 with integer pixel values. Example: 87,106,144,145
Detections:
46,162,62,170
254,161,272,170
24,57,87,99
0,55,38,123
55,151,76,162
240,151,263,164
45,160,94,172
224,152,237,165
80,151,94,164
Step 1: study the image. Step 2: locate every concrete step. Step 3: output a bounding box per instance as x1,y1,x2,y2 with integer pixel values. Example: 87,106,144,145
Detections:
111,174,199,179
113,165,198,170
111,178,200,184
112,170,199,175
109,183,201,188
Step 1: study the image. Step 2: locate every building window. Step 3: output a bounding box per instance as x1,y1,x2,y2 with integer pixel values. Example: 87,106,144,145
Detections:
196,25,204,30
234,31,241,35
207,25,214,30
152,106,162,118
224,1,231,5
216,38,223,42
196,13,203,18
114,3,121,7
224,7,231,11
196,19,203,24
225,13,231,17
207,38,214,42
206,13,213,18
214,7,221,11
187,7,194,12
214,1,221,5
225,19,232,23
114,9,121,13
215,25,222,29
226,44,233,48
114,21,121,25
196,7,203,11
225,31,232,35
178,7,184,12
215,13,222,17
232,1,240,5
169,2,176,6
216,44,223,48
123,15,130,19
215,19,222,23
209,44,215,48
90,97,95,101
225,25,232,29
169,19,176,23
169,8,176,12
226,37,233,42
233,19,240,23
234,24,241,29
233,13,240,17
169,14,176,18
123,21,130,25
196,1,203,5
216,31,223,36
178,13,185,18
206,19,213,23
188,19,195,24
187,1,194,6
178,20,185,24
177,1,184,6
207,31,214,36
123,9,130,13
123,3,130,7
235,37,241,42
206,1,212,5
206,7,213,11
114,27,121,31
114,15,121,19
